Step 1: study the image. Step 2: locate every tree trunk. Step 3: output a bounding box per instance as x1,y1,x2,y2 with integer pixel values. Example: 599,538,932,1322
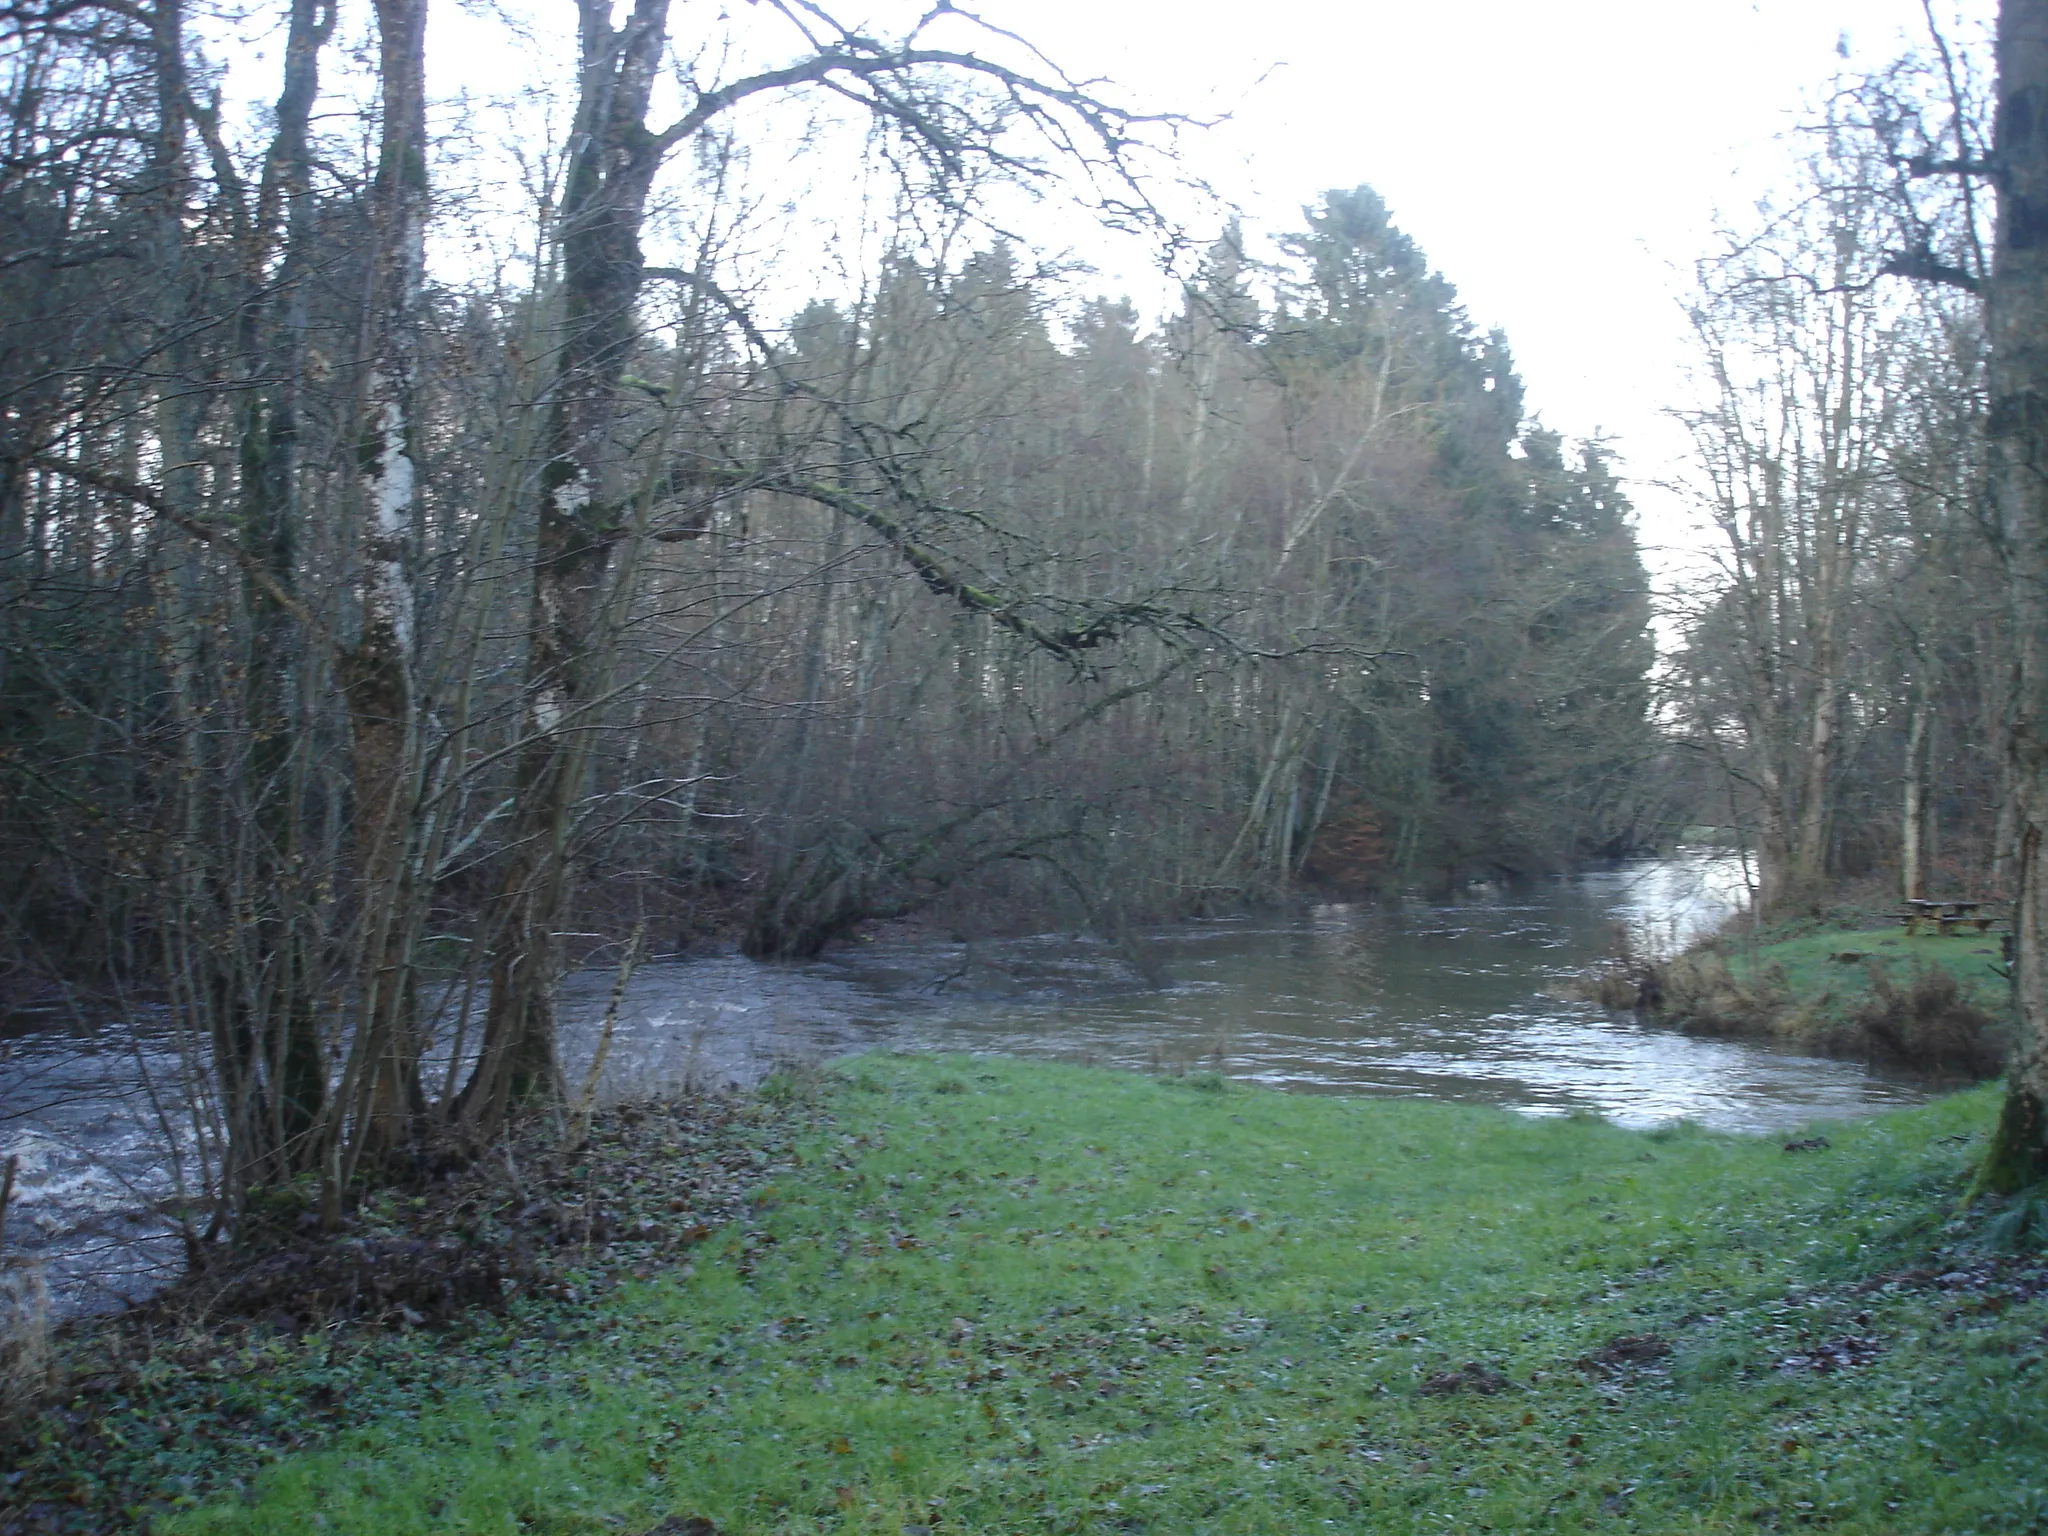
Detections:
1793,667,1839,896
1983,0,2048,1191
230,0,334,1178
462,0,673,1131
337,0,428,1170
1903,682,1930,902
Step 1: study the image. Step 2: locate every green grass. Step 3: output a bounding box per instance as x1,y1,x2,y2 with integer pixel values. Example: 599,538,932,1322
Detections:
164,1058,2045,1536
1723,926,2008,999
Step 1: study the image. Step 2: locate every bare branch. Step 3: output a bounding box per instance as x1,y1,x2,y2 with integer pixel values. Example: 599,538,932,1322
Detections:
1880,245,1985,293
20,452,328,637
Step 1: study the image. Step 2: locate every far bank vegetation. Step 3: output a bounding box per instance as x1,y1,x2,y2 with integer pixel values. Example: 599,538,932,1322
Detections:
1592,46,2028,1079
1666,63,2007,919
1620,934,2009,1077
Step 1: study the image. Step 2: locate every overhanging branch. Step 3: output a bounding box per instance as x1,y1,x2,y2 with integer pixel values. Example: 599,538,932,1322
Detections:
1879,247,1984,294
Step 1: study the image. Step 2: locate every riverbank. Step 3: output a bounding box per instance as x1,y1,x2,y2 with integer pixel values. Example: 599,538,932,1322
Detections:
7,1055,2046,1534
1616,920,2014,1077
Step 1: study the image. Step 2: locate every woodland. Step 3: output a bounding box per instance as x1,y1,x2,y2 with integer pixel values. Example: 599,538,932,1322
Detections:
1,0,2046,1255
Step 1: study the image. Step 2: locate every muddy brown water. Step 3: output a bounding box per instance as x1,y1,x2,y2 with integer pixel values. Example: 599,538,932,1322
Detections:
0,851,1946,1313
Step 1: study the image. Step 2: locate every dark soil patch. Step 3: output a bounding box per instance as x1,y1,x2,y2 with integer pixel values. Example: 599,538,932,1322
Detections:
1571,1331,1672,1383
1418,1361,1512,1395
1857,1251,2048,1305
1774,1335,1883,1374
1581,1332,1671,1370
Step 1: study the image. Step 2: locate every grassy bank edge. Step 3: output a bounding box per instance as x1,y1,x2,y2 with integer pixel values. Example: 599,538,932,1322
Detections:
1596,917,2016,1076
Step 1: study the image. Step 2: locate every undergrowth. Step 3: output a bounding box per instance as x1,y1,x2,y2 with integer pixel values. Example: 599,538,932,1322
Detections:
1,1089,814,1533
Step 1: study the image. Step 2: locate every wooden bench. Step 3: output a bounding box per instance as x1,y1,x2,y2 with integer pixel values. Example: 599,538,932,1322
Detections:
1894,899,2002,937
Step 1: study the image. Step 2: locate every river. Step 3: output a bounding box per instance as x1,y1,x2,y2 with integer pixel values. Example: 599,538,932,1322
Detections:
560,848,1928,1130
1,850,1942,1313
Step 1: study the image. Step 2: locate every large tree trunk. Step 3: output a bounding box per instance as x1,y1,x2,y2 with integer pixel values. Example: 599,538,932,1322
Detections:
336,0,428,1172
1793,667,1840,893
239,0,333,1176
1984,0,2048,1191
461,0,672,1130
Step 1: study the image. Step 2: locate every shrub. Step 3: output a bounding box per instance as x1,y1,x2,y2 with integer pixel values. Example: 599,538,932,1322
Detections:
1850,961,2009,1076
1575,922,1668,1011
1652,950,1790,1035
1647,944,2009,1078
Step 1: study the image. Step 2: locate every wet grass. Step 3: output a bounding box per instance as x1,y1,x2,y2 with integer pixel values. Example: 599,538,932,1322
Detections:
1722,927,2008,998
1651,926,2011,1075
143,1056,2048,1536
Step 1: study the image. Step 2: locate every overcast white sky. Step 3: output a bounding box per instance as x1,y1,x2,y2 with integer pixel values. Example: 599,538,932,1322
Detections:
954,0,1995,564
408,0,1993,564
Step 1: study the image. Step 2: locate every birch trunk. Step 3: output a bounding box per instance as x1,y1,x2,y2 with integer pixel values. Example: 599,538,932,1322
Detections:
1903,683,1930,903
337,0,428,1164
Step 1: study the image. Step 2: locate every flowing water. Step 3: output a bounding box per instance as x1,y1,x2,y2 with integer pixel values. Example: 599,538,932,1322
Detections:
1,850,1946,1313
563,848,1929,1131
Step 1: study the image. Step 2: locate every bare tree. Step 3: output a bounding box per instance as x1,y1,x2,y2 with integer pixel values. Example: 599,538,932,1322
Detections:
458,0,1196,1129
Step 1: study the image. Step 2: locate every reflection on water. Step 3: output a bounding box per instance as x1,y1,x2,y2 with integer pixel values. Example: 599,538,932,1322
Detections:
565,849,1918,1136
2,849,1940,1314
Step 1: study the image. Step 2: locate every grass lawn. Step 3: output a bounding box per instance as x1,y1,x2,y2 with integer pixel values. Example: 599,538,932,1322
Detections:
1648,923,2012,1072
1722,927,2009,1000
143,1056,2048,1536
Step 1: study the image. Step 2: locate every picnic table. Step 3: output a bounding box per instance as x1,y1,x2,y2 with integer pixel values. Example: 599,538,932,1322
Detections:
1895,899,2002,936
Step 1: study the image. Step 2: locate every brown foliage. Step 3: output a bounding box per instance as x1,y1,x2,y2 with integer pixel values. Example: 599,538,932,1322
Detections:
1850,962,2009,1076
1301,800,1389,891
185,1237,512,1332
1650,949,1791,1035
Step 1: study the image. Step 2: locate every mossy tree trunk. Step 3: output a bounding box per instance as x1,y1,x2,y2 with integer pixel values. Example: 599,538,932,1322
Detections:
461,0,675,1130
1984,0,2048,1192
334,0,429,1175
